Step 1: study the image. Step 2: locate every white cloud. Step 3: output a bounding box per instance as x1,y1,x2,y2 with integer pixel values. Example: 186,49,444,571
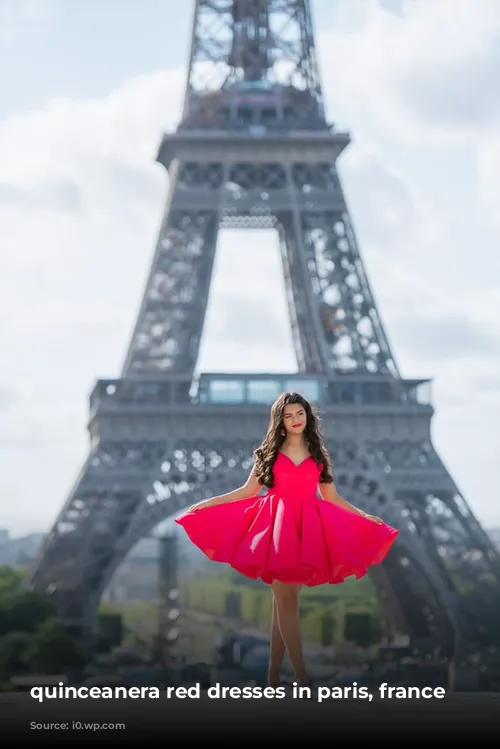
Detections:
477,134,500,232
0,68,184,533
0,0,499,535
319,0,500,143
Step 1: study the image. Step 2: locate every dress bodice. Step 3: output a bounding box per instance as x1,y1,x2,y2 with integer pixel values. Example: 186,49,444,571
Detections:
268,452,322,501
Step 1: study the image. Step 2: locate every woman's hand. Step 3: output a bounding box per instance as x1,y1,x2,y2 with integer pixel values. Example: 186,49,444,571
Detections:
365,513,383,525
186,497,220,513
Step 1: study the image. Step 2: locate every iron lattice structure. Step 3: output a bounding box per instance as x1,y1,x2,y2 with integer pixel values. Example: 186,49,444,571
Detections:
156,533,180,662
28,0,500,663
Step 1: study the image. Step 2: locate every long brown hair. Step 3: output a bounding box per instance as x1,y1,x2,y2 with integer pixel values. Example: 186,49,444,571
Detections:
253,392,333,487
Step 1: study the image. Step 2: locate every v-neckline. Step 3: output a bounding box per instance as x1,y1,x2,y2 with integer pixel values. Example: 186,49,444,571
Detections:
278,451,312,468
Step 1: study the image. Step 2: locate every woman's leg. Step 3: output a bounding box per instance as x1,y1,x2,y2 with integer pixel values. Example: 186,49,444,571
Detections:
271,581,309,686
267,595,286,687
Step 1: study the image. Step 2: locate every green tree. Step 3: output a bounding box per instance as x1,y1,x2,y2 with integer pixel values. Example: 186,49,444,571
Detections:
343,612,383,648
0,565,24,594
0,566,90,678
97,612,124,652
23,618,88,674
0,590,55,636
0,631,32,674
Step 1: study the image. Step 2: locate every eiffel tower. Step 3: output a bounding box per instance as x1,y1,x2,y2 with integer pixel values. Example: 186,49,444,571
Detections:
28,0,500,662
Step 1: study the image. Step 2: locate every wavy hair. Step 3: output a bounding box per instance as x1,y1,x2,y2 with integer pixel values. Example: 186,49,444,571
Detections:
253,392,333,487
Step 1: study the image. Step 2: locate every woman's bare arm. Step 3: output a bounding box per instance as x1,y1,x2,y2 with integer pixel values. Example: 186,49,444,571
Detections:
211,467,262,505
187,467,262,511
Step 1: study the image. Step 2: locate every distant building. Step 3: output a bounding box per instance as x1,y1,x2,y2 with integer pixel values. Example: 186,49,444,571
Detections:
488,527,500,548
0,529,45,567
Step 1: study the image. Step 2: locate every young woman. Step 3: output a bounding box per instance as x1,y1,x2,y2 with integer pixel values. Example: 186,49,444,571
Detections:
175,391,398,688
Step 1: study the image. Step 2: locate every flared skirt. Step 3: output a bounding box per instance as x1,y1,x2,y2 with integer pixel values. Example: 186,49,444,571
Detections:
175,493,398,586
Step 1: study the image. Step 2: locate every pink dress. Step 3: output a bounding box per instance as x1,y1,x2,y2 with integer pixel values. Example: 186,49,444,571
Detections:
175,452,399,586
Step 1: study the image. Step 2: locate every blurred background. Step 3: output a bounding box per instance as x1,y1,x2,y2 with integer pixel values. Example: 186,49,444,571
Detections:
1,0,500,694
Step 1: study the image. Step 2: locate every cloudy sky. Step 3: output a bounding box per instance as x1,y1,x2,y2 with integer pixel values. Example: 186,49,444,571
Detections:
0,0,499,537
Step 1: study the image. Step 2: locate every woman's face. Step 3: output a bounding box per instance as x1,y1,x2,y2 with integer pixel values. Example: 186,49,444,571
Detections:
282,402,307,436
